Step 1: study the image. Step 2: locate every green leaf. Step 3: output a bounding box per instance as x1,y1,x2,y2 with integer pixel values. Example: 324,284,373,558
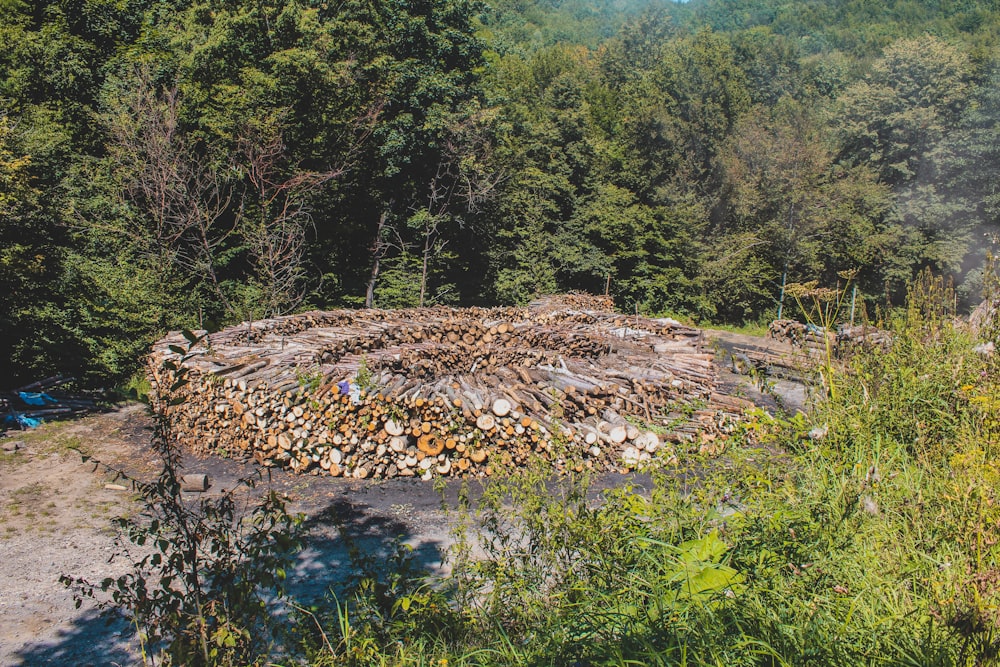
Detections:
678,530,729,563
685,563,742,597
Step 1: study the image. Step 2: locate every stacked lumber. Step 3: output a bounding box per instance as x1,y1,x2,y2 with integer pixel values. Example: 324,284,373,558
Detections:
148,297,747,480
730,345,814,381
969,297,999,339
768,320,892,360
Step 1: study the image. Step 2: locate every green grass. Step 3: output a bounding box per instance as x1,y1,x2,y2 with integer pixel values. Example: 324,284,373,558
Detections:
703,320,772,337
0,421,87,462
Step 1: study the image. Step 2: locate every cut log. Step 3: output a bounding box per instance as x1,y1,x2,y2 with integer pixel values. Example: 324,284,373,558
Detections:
181,474,210,492
491,397,512,417
417,433,444,456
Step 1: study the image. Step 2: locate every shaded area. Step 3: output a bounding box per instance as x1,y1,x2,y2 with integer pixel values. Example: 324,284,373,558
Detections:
1,375,106,434
289,495,447,605
10,609,135,667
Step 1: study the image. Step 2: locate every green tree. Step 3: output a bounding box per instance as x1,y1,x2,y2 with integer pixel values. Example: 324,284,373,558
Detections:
835,36,972,187
0,109,52,384
895,62,1000,303
0,0,151,383
485,45,599,304
834,36,979,301
614,28,750,206
716,102,892,321
570,183,703,314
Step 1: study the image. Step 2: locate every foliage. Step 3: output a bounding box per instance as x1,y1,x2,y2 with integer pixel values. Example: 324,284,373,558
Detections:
3,0,1000,383
294,524,459,665
271,273,1000,666
8,0,999,660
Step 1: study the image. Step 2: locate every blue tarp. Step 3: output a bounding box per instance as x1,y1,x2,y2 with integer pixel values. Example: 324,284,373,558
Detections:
337,380,362,405
18,392,57,406
3,413,42,428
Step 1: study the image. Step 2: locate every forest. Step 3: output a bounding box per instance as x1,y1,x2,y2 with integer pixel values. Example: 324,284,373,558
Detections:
1,0,999,385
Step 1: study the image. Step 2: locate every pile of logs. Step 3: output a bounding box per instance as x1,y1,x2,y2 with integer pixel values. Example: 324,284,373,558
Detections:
149,296,750,480
836,324,893,352
969,297,998,338
768,320,836,355
769,319,892,359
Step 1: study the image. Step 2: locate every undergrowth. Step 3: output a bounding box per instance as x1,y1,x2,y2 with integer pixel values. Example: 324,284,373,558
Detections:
291,271,1000,666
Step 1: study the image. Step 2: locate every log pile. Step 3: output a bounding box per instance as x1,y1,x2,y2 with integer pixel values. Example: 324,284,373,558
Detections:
768,320,835,355
768,319,892,359
730,345,813,381
148,296,750,480
969,297,998,340
835,324,893,352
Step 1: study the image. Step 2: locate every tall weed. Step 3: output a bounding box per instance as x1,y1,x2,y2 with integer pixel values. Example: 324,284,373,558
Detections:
261,274,1000,665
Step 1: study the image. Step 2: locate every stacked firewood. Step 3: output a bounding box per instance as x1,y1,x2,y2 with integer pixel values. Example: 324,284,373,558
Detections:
148,297,749,480
969,297,998,337
769,319,892,359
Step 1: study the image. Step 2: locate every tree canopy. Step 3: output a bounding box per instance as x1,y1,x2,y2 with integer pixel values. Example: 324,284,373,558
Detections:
2,0,998,385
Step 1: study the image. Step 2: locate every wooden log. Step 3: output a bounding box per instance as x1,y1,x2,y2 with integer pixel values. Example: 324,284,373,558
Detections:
492,397,512,417
181,474,210,492
417,433,444,456
384,418,405,437
148,297,741,480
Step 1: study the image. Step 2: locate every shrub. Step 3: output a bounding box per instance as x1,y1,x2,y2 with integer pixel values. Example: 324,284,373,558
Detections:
63,331,304,666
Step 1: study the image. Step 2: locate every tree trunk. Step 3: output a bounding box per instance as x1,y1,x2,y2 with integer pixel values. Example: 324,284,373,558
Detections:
419,230,431,308
366,209,391,309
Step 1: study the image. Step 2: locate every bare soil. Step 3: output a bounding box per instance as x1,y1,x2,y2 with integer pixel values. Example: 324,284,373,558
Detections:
0,403,460,666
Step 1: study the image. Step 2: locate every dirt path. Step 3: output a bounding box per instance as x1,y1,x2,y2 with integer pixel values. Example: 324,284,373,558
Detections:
0,404,154,665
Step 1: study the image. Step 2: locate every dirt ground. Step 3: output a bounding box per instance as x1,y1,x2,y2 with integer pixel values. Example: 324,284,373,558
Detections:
0,402,468,666
0,330,808,666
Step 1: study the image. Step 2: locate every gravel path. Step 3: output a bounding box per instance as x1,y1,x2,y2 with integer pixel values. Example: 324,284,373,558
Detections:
0,404,458,666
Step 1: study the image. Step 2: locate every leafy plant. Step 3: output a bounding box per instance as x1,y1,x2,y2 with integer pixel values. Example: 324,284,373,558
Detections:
784,269,858,398
294,514,456,665
354,356,378,395
296,365,324,393
62,331,304,666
